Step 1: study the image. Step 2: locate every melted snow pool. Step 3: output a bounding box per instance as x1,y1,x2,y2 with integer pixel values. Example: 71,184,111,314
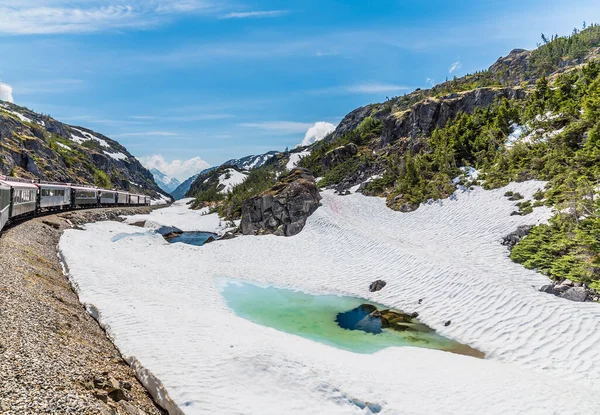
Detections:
164,232,216,246
222,283,483,357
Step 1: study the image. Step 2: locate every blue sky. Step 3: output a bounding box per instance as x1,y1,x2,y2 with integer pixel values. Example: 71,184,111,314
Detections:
0,0,599,180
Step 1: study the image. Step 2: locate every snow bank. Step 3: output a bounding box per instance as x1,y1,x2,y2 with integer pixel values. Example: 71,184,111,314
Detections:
151,193,171,206
60,181,600,414
124,198,231,234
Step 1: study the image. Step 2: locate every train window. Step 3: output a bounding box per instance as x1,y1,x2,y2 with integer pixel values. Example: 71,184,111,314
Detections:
77,190,96,198
42,188,66,197
14,189,35,204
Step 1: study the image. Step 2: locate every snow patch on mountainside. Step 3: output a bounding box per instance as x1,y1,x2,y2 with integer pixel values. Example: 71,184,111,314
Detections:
104,151,128,161
218,168,248,193
70,128,110,148
286,150,310,170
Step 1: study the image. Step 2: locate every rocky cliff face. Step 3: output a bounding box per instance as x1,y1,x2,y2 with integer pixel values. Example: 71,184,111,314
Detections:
380,87,527,146
0,101,162,195
240,168,321,237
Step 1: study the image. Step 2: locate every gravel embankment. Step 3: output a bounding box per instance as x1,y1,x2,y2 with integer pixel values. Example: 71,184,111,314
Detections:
0,207,167,415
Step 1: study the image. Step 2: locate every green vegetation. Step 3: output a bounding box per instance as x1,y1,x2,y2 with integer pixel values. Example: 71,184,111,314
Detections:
511,214,600,289
217,167,278,218
516,200,533,215
528,24,600,79
298,119,382,188
93,169,111,188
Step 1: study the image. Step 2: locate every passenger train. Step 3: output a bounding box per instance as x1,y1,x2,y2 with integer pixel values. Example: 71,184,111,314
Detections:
0,175,151,232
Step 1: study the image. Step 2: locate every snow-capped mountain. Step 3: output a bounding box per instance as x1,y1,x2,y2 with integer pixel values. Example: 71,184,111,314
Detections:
172,152,278,200
222,151,279,170
150,168,181,194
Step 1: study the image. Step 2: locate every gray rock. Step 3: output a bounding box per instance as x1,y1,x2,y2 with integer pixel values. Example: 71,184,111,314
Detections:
560,287,589,302
322,143,358,169
240,168,321,237
540,284,555,295
118,401,149,415
502,225,533,250
369,280,387,292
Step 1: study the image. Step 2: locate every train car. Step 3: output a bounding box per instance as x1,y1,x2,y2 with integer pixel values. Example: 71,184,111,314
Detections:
136,194,146,205
38,183,71,211
117,191,129,205
0,177,38,220
129,194,139,205
144,196,151,205
71,186,99,207
100,190,117,206
0,183,10,231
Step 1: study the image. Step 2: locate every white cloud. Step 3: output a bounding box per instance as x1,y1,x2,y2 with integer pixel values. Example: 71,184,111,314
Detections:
221,10,288,19
449,61,462,73
0,1,219,35
300,122,336,146
139,154,211,181
0,82,14,103
425,78,435,87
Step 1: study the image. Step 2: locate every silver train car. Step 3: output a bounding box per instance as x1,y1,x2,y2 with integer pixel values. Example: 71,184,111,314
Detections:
100,190,117,205
71,186,99,207
0,175,155,233
117,192,129,205
39,183,71,211
0,182,10,231
0,177,38,219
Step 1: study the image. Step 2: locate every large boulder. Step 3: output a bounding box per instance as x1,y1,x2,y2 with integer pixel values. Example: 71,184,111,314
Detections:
240,168,321,237
539,281,597,302
560,287,589,302
369,280,387,292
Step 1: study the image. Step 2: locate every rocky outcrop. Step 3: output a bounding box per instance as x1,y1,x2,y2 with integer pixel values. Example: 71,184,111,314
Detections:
322,143,358,169
539,279,599,302
488,49,532,85
240,168,321,237
502,225,533,250
380,87,526,146
335,304,419,334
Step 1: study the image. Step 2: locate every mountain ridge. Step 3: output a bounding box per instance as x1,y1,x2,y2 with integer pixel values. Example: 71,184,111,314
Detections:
0,101,164,196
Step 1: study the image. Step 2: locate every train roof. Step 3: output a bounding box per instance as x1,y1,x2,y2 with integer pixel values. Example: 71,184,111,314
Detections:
0,178,38,189
37,182,70,189
70,185,99,191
